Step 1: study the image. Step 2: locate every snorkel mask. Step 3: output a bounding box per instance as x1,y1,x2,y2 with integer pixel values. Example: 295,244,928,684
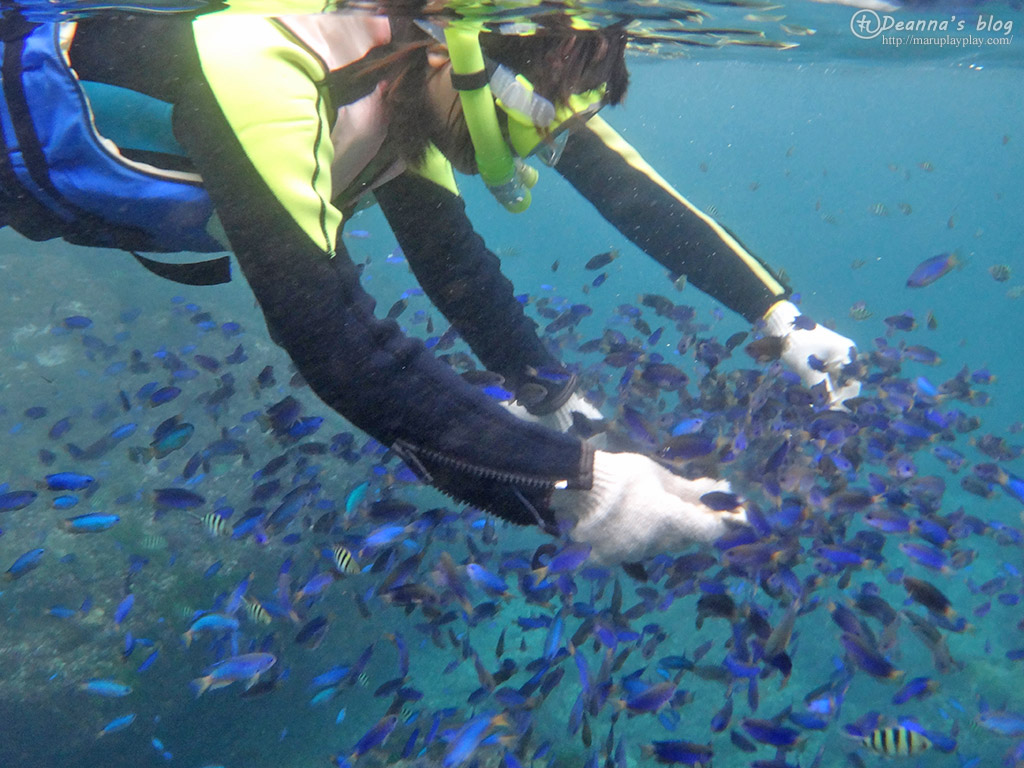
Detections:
425,21,607,213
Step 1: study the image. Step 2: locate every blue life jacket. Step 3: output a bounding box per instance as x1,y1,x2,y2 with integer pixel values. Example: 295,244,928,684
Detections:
0,20,229,267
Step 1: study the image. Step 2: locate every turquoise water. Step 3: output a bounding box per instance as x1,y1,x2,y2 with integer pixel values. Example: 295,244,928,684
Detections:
1,8,1024,768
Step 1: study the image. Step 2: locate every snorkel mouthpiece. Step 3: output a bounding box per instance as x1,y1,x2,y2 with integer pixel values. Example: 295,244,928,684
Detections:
443,25,535,213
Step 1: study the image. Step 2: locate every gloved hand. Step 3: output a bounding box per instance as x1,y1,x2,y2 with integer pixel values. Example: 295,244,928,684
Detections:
551,451,747,564
505,391,605,433
764,300,861,408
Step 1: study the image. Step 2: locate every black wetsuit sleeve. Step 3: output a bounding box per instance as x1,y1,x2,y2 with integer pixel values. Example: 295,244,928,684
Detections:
556,117,791,324
167,41,591,525
374,171,560,391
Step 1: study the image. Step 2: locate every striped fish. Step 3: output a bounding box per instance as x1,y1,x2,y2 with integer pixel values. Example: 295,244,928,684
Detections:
862,727,931,756
243,597,272,625
199,513,230,537
331,545,360,575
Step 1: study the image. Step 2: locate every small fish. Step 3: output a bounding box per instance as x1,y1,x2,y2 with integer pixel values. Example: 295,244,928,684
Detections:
840,632,903,679
42,472,95,491
149,386,182,406
199,512,230,537
884,312,917,332
989,264,1011,282
744,336,785,363
346,229,371,239
443,714,507,767
906,252,959,288
700,491,742,511
869,203,889,217
331,545,360,575
150,417,194,458
182,613,239,646
0,490,38,512
348,714,399,761
641,739,713,765
891,677,939,705
740,718,801,748
862,726,931,756
5,548,44,580
466,563,509,596
190,653,276,697
80,679,132,698
62,513,120,533
243,597,272,625
585,249,619,271
623,681,677,714
897,542,948,572
903,576,954,617
975,704,1024,736
97,713,136,738
295,615,330,649
849,302,872,321
154,488,205,510
660,434,717,461
114,594,135,625
386,299,407,321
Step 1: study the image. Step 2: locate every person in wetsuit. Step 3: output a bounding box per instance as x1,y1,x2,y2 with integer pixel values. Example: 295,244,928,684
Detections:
0,9,860,563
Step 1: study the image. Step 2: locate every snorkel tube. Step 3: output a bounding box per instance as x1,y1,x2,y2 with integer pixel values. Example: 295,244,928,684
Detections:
443,24,538,213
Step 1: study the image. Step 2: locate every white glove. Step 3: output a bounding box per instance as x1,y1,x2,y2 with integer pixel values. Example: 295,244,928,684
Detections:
764,300,861,408
551,451,747,564
505,392,605,434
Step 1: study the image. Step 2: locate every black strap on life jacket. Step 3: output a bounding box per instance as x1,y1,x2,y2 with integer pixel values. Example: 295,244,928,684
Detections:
131,251,232,286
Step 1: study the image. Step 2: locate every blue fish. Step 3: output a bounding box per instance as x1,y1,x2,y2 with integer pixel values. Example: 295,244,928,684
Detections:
0,490,37,512
151,417,194,458
149,385,182,406
623,681,676,714
348,714,399,761
114,594,135,625
642,740,713,765
137,649,160,673
443,714,506,768
97,713,136,737
190,652,277,697
345,481,370,516
81,679,132,698
892,677,939,705
466,563,509,595
183,614,240,646
906,252,959,288
154,488,205,510
5,548,44,580
42,472,94,491
62,513,120,533
740,718,802,748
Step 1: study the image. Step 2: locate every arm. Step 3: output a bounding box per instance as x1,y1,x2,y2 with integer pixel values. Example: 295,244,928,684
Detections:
558,116,860,405
374,163,563,396
172,15,592,524
556,115,790,324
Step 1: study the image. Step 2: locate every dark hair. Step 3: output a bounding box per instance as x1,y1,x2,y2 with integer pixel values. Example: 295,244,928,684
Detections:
375,17,630,169
480,18,630,107
371,38,446,166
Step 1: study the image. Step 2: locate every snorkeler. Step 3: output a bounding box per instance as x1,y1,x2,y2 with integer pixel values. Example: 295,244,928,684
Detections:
0,7,860,563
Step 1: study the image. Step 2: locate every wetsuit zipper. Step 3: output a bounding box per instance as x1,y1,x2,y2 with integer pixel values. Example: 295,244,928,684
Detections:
391,439,567,491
